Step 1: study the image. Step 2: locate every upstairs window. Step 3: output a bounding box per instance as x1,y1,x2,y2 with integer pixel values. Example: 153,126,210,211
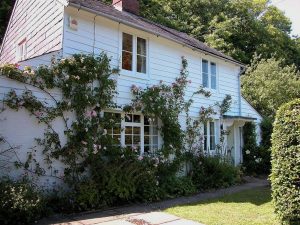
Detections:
137,37,147,73
202,59,217,90
16,39,27,62
122,32,147,74
122,33,133,71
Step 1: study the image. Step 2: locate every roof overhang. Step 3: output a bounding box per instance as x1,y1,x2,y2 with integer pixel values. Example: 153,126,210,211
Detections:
67,2,245,68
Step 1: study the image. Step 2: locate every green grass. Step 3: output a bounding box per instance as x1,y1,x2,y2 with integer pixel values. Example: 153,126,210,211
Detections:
165,187,279,225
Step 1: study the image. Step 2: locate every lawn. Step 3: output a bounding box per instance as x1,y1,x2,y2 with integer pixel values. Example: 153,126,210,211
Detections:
165,187,279,225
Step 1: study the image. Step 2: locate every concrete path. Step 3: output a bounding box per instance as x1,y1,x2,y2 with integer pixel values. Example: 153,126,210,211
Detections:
38,177,269,225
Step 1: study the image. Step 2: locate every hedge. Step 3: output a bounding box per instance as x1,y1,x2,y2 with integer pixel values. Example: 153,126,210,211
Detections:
270,98,300,224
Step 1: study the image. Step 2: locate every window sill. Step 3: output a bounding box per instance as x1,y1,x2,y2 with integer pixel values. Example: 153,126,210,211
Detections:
120,69,150,81
203,87,219,94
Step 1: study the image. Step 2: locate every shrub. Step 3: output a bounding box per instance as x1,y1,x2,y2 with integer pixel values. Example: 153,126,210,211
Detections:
242,122,271,175
271,99,300,224
260,117,273,149
0,178,46,225
191,156,240,190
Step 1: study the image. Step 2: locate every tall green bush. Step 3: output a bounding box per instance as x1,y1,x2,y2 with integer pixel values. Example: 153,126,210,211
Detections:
271,99,300,224
242,122,270,175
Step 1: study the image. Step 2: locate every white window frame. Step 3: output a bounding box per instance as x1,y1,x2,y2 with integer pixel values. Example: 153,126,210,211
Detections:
201,59,218,91
119,29,149,80
203,120,217,152
16,39,27,62
103,111,161,155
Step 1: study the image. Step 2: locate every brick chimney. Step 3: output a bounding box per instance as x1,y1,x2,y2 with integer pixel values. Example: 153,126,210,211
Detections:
112,0,139,15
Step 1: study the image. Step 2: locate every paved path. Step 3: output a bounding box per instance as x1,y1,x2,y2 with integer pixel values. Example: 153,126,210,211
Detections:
38,177,269,225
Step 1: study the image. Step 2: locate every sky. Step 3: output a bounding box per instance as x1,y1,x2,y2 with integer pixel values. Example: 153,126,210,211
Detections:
272,0,300,37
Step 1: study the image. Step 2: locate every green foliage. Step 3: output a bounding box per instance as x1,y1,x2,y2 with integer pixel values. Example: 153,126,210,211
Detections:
191,156,241,190
0,53,239,216
260,117,273,149
242,56,300,118
0,0,15,44
0,178,46,225
242,122,270,175
271,99,300,224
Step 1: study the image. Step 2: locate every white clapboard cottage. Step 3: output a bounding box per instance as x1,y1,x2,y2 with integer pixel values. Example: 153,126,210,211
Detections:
0,0,262,182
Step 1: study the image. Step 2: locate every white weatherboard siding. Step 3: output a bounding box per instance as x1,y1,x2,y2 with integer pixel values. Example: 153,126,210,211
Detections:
0,3,263,184
0,0,64,64
63,7,241,118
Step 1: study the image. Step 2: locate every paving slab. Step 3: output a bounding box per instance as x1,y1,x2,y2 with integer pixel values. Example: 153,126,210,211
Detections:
130,212,181,224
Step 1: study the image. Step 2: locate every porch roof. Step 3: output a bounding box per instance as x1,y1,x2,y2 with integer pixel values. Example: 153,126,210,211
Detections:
223,115,257,121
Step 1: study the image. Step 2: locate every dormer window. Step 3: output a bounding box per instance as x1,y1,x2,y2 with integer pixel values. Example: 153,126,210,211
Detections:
16,39,27,62
122,32,147,75
202,59,217,90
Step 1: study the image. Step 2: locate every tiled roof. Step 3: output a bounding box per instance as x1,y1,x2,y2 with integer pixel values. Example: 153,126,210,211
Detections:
69,0,244,66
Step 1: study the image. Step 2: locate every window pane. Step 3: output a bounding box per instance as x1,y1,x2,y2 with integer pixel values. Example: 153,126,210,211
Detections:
137,37,146,56
122,33,133,52
211,75,216,89
210,122,215,135
133,135,140,144
210,122,215,150
122,51,132,71
125,135,132,145
144,117,150,125
144,126,149,135
144,136,150,145
113,135,121,143
211,62,216,75
137,55,146,73
125,126,132,134
202,60,209,88
133,115,141,123
153,136,158,145
133,126,140,135
202,60,208,73
202,73,208,88
152,126,158,135
204,137,207,151
204,123,207,136
211,62,217,89
125,114,132,122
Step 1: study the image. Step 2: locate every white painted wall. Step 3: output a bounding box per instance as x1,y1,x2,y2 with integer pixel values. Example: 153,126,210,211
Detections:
0,0,64,64
0,4,263,184
62,7,241,119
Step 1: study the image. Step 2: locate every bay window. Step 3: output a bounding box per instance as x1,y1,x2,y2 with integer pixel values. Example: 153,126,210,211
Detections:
122,32,147,75
202,59,217,90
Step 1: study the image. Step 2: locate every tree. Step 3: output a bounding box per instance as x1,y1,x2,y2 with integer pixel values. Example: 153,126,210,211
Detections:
241,56,300,118
0,0,15,45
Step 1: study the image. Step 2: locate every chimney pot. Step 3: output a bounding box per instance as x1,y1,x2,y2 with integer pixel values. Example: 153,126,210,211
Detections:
113,0,139,15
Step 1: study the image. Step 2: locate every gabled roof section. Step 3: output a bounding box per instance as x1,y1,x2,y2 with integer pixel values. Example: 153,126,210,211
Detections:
68,0,244,67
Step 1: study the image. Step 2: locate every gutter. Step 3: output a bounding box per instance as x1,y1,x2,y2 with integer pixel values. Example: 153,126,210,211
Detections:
68,2,245,67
